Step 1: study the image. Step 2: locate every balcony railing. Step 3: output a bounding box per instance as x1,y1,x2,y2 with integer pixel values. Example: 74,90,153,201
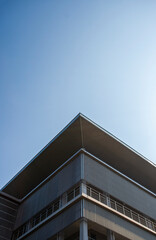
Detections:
12,183,156,239
86,185,156,233
12,186,80,240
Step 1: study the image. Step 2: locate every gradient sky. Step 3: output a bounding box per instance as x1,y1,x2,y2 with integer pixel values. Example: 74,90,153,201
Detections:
1,0,156,189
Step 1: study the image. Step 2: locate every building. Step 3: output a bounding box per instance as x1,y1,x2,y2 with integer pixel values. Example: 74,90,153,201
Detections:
0,113,156,240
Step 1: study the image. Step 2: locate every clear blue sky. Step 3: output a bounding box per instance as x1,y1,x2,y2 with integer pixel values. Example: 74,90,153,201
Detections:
1,0,156,189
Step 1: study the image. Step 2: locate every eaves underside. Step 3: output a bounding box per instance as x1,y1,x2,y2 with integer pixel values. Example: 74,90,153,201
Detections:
2,113,156,198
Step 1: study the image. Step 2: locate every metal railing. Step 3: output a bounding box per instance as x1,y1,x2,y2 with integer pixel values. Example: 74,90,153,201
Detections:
86,185,156,233
12,183,156,239
12,185,80,240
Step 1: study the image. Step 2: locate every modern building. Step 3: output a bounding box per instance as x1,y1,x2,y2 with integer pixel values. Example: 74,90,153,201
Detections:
0,113,156,240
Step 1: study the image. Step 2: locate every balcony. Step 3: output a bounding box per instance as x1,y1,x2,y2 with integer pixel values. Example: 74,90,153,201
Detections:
12,183,156,240
85,185,156,233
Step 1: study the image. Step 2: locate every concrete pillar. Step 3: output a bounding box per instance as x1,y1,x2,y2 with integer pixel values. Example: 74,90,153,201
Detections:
81,182,87,195
106,195,111,207
57,231,64,240
80,218,88,240
61,192,67,206
107,230,115,240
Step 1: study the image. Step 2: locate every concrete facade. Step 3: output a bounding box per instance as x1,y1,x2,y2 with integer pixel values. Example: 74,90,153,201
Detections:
0,114,155,240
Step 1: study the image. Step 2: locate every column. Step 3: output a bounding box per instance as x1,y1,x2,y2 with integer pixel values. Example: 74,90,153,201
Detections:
57,231,64,240
81,182,87,195
61,192,67,206
106,195,111,207
80,218,88,240
107,230,115,240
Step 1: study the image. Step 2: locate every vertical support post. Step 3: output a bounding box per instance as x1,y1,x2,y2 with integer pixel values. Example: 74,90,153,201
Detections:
81,182,87,195
106,195,111,207
57,231,64,240
61,192,67,206
107,230,115,240
81,153,84,180
80,218,88,240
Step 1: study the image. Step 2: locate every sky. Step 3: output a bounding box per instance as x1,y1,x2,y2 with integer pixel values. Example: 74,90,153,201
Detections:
1,0,156,189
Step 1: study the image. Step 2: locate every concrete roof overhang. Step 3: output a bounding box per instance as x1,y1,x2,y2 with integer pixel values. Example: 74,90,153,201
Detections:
2,113,156,198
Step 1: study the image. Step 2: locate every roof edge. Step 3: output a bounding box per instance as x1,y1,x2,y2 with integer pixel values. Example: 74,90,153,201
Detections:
1,113,82,191
80,113,156,168
2,112,155,192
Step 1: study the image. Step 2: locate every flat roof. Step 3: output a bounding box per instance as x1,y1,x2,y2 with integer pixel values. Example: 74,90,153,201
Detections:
2,113,156,198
